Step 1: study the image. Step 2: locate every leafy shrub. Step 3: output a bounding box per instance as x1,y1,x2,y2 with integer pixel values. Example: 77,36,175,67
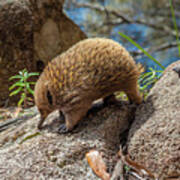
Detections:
9,69,39,107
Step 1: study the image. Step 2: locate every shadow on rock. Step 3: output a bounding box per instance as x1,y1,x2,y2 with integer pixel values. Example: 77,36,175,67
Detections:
127,95,156,140
43,100,137,150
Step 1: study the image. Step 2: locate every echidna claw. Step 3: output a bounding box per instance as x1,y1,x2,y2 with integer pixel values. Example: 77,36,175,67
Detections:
58,124,69,134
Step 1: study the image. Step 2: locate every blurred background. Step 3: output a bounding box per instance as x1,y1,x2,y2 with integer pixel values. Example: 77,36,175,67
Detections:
64,0,180,70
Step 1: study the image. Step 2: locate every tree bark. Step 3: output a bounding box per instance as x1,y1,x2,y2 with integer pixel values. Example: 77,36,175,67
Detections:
0,0,87,106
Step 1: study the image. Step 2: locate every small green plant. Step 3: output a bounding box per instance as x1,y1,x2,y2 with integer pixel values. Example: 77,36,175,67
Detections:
139,68,163,98
9,69,39,107
124,165,130,172
118,31,165,95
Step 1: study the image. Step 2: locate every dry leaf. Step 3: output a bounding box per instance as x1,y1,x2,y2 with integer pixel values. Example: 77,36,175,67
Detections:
86,150,110,180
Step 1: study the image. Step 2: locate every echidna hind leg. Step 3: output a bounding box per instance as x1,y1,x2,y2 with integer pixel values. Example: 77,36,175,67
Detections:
125,83,142,105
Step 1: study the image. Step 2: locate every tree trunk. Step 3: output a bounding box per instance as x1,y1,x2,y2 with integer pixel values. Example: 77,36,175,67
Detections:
0,0,87,106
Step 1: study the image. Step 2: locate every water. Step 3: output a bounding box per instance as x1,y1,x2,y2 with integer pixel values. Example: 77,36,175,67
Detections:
64,3,180,71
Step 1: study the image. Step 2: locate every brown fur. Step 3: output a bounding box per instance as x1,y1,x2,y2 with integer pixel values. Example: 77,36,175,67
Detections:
34,38,143,132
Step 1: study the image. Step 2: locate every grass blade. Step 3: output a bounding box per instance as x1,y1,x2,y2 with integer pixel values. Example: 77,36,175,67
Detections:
119,32,165,70
169,0,180,56
9,87,23,96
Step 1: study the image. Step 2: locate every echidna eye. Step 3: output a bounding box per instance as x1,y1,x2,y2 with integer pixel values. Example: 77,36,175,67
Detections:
47,90,53,105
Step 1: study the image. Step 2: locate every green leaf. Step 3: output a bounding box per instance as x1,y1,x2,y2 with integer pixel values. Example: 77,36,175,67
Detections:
9,82,25,90
9,87,23,96
139,72,152,80
20,77,25,82
119,32,165,70
21,92,26,98
124,165,130,172
27,87,34,95
9,75,22,80
139,72,153,84
145,80,156,87
25,82,34,95
24,71,28,78
18,93,26,107
141,84,149,90
18,98,24,107
25,82,31,90
27,97,33,101
29,82,36,85
138,67,162,91
28,72,39,76
25,82,30,88
19,70,24,75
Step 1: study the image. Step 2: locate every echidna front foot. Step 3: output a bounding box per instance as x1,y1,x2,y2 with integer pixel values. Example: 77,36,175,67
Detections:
59,110,65,122
60,102,91,133
58,124,70,134
58,111,70,134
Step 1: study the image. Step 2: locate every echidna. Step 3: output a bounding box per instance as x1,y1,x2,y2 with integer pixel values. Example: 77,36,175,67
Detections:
34,38,143,133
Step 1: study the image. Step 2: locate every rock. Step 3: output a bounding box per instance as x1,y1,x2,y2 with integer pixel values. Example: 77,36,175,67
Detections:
127,61,180,179
0,0,86,106
0,101,134,179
